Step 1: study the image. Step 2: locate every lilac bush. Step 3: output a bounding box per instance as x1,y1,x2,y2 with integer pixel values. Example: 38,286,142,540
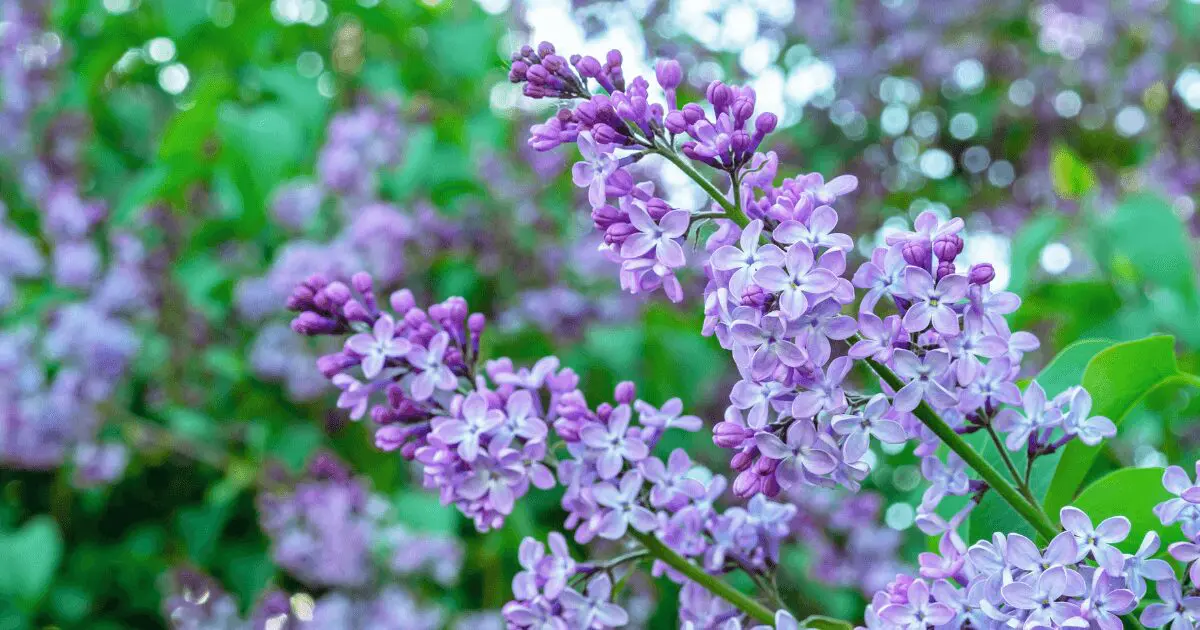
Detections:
285,41,1200,628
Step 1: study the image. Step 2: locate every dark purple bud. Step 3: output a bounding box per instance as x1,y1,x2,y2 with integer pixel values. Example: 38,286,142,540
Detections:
614,381,636,404
681,103,705,124
730,449,755,471
390,288,415,314
509,61,529,83
936,260,956,281
761,473,781,498
605,49,622,67
317,352,357,378
706,81,732,111
322,281,351,306
754,112,778,136
291,312,338,335
753,454,777,475
901,240,932,268
712,422,750,448
732,470,762,498
537,41,556,57
664,110,688,134
968,263,995,285
575,55,602,78
468,313,486,334
343,299,371,323
731,97,755,124
655,59,682,91
592,123,622,145
933,234,964,261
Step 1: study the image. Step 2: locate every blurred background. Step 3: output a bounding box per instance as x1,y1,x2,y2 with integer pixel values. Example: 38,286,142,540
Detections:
2,0,1199,627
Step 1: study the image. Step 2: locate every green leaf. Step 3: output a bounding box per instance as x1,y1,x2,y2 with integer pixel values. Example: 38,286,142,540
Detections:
968,339,1113,541
1044,335,1200,516
801,615,854,630
155,0,210,38
0,516,64,606
217,104,304,209
1070,467,1184,554
1050,144,1096,199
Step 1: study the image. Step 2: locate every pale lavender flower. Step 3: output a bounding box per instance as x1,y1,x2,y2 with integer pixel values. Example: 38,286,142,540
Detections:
620,202,689,269
890,349,957,412
580,405,649,479
1060,387,1116,446
754,243,839,318
640,449,705,511
1123,532,1175,599
1059,506,1129,574
900,267,968,335
593,471,657,539
1001,566,1079,627
407,332,458,400
773,205,854,251
432,392,505,462
994,380,1062,451
755,420,838,488
877,579,956,628
1141,580,1200,629
1082,570,1137,630
711,219,784,297
560,575,629,628
345,313,411,379
832,394,907,462
571,132,621,208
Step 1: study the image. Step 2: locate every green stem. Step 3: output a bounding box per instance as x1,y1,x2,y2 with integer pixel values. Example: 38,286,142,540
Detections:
630,530,779,625
983,424,1023,486
654,144,750,226
862,358,1060,540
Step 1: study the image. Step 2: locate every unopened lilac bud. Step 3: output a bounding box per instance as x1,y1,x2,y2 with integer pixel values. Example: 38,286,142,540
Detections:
537,41,555,57
712,422,750,448
731,130,751,154
901,240,932,269
468,313,486,334
761,473,781,498
605,49,622,67
732,470,761,498
509,61,528,83
655,59,682,91
390,288,415,314
343,299,371,323
731,97,755,124
706,81,732,111
614,381,636,404
664,110,688,134
592,123,622,145
753,455,777,475
730,449,755,471
575,55,602,78
682,103,705,124
968,263,995,285
322,281,351,306
350,272,373,295
936,260,956,281
291,312,336,335
755,112,778,136
545,367,579,393
933,234,964,261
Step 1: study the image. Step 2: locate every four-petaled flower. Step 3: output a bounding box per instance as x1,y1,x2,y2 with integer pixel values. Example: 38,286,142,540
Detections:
345,313,411,379
901,266,968,335
755,420,838,488
620,200,690,269
592,471,658,539
580,406,650,479
711,219,784,297
560,574,629,628
407,331,458,400
754,242,839,318
432,391,505,461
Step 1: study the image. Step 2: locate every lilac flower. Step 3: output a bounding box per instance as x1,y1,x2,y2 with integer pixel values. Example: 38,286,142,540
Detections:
1082,570,1137,630
921,453,970,498
711,219,784,297
1169,541,1200,589
580,405,650,479
754,243,839,318
1007,532,1081,583
560,574,629,629
572,132,622,208
1156,464,1200,537
1060,387,1116,446
1059,506,1129,574
1001,566,1079,627
641,449,705,510
491,390,548,449
345,314,411,379
593,471,657,539
755,420,838,488
457,442,526,519
848,312,902,362
332,373,370,419
900,267,968,335
634,398,702,434
877,579,955,628
730,311,809,379
772,206,854,251
619,202,689,268
832,394,907,461
1123,532,1175,599
432,392,505,462
1141,580,1200,629
994,380,1063,451
407,332,458,400
791,356,851,418
890,349,957,412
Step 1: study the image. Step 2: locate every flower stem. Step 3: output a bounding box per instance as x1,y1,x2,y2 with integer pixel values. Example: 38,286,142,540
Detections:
862,358,1060,540
654,143,750,226
630,530,781,625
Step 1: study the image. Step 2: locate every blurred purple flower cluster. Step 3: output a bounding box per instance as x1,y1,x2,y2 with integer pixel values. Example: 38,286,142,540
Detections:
0,1,154,486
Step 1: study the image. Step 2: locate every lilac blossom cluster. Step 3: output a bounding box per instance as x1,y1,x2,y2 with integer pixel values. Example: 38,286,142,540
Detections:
258,451,463,589
0,2,153,486
509,43,1117,532
236,101,457,401
287,269,812,628
857,464,1200,630
165,452,496,629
